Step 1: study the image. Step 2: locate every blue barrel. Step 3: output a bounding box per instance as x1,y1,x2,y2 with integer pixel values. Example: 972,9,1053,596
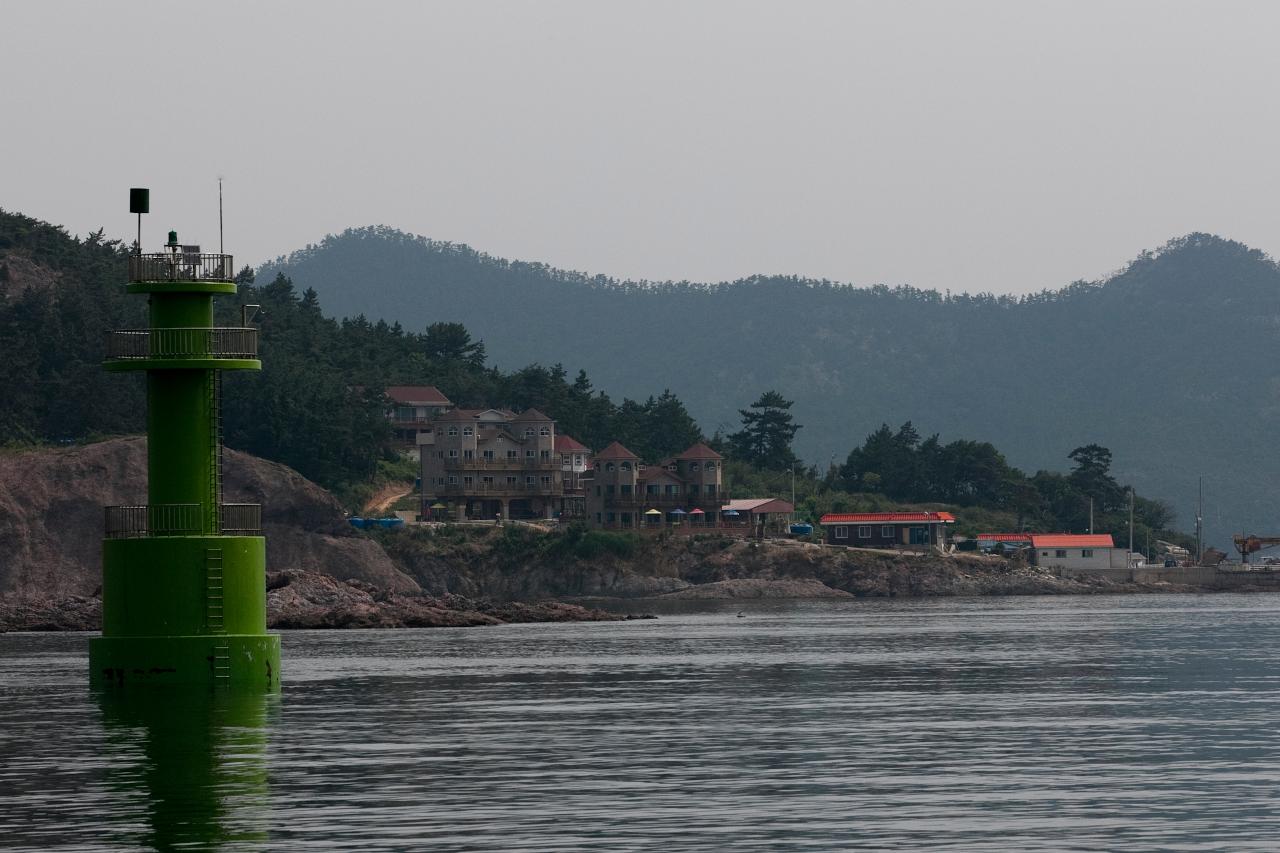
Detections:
789,523,814,536
348,517,366,529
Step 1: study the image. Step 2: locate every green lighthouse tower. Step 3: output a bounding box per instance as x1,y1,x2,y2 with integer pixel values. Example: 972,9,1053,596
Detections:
90,189,280,689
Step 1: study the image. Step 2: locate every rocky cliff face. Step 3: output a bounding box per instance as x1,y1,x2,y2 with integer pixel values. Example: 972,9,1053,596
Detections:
0,437,417,598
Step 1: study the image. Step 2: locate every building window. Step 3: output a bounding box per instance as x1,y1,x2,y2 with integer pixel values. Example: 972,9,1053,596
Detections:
448,426,458,436
606,512,615,524
574,455,583,465
463,427,473,436
448,475,458,485
706,461,716,470
1082,549,1094,558
464,450,474,459
524,428,534,438
705,485,716,497
541,476,551,485
606,463,615,472
448,449,459,458
507,450,518,460
621,461,631,471
482,476,493,485
540,426,550,436
562,455,570,464
463,476,473,486
507,476,517,485
881,525,894,538
1041,551,1049,557
483,450,494,461
540,450,551,460
688,485,699,496
1056,550,1067,558
858,526,872,538
646,485,658,495
690,463,700,472
835,526,848,539
526,450,535,459
621,513,631,525
621,484,632,495
526,476,535,485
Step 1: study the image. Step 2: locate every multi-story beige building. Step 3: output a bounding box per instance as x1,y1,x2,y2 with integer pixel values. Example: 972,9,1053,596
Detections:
584,441,724,529
420,408,580,521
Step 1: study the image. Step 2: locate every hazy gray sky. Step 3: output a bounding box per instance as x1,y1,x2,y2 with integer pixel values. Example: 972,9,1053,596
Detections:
4,0,1278,293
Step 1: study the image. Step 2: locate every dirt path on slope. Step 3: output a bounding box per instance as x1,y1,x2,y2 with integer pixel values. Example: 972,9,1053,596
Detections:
363,482,415,516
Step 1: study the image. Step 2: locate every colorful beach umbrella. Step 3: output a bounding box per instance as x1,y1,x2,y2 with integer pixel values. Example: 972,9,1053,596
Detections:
689,508,705,515
669,508,687,515
644,508,662,516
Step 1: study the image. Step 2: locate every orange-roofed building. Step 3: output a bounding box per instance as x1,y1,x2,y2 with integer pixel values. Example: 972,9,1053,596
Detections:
1028,534,1126,571
819,511,955,550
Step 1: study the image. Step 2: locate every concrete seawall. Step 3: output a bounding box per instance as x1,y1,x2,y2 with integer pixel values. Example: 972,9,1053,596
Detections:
1062,565,1280,590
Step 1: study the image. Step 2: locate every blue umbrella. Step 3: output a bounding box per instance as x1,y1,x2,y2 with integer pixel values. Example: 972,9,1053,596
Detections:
669,508,687,515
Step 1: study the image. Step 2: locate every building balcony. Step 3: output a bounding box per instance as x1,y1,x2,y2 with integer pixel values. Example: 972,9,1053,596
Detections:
104,328,258,362
128,252,235,283
431,483,560,497
104,503,262,538
436,459,560,471
594,493,722,507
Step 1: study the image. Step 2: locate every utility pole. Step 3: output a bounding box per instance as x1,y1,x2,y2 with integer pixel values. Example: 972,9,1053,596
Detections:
1128,488,1135,558
1196,477,1203,565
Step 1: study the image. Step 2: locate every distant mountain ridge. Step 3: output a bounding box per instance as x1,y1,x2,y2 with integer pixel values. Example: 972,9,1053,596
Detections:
260,229,1280,549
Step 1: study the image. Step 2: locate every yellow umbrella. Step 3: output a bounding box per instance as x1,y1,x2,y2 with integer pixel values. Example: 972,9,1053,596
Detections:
431,502,447,509
644,508,662,516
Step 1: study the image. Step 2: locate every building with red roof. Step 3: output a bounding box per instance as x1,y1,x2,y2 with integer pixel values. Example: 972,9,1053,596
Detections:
819,511,955,551
1027,534,1125,571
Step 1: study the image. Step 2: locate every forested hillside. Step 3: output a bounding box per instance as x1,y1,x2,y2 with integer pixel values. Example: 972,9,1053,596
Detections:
260,229,1280,547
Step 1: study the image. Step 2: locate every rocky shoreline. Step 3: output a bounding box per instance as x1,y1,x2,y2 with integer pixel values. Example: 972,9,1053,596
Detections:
0,569,643,633
0,439,1245,635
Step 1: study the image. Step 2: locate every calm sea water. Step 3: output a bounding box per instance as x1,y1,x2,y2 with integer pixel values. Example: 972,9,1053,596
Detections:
4,594,1280,851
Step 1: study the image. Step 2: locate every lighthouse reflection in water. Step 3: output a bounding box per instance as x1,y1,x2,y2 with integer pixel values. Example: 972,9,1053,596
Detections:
96,688,275,850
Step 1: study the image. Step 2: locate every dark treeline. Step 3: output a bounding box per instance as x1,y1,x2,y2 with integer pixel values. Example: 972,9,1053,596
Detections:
837,421,1180,547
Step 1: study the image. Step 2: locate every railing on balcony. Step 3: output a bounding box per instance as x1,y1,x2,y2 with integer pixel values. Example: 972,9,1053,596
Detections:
105,327,258,360
441,458,560,471
220,503,262,535
104,503,262,538
129,253,235,283
434,483,558,496
597,492,721,507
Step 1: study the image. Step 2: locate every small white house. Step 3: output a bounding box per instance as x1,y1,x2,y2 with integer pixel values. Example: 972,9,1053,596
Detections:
1029,534,1127,571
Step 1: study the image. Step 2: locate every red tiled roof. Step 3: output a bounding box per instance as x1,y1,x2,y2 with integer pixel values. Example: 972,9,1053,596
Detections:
724,498,794,514
820,512,956,525
554,434,590,453
677,442,723,461
384,385,452,406
593,441,639,460
977,533,1033,541
1029,534,1115,548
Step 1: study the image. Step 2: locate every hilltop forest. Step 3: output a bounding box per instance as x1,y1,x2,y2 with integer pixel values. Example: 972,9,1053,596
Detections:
0,208,1194,551
260,227,1280,547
